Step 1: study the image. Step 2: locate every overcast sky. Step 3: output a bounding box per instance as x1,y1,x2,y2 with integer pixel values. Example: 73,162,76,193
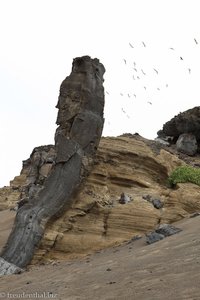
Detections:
0,0,200,187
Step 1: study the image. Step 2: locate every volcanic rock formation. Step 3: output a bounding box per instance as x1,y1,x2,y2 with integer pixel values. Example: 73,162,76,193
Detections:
2,133,200,265
0,56,105,275
157,106,200,155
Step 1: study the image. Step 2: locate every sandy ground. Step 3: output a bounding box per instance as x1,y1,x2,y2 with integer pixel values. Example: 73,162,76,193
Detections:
0,210,15,253
0,210,200,299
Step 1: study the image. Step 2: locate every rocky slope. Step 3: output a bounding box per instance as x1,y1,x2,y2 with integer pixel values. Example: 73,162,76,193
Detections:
1,204,200,300
1,134,200,265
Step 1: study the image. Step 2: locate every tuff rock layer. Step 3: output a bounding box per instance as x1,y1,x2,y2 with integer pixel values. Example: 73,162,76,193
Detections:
2,135,200,264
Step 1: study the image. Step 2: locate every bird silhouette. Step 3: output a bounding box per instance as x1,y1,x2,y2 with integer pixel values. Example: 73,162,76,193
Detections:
180,56,183,60
133,68,137,72
106,91,110,95
147,101,152,105
141,69,146,75
129,43,134,48
188,68,191,74
194,38,198,45
133,94,136,98
123,59,127,64
169,47,175,50
122,108,126,113
153,68,158,74
137,76,140,80
142,41,146,47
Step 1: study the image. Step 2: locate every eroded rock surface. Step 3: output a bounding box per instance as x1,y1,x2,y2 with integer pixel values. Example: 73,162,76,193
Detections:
157,106,200,155
176,133,198,156
146,223,182,244
2,134,200,265
158,106,200,140
0,56,105,274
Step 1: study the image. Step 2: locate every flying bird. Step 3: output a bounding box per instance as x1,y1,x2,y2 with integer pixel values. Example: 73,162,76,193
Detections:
188,68,191,74
180,56,183,60
169,47,175,50
133,68,137,72
123,59,127,64
137,76,140,80
129,42,134,48
106,91,110,95
142,41,146,47
121,108,126,113
147,101,152,105
153,68,158,74
194,38,198,45
133,94,136,98
141,69,146,75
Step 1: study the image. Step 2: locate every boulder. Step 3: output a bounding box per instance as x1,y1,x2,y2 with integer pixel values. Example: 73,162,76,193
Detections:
146,224,182,244
157,106,200,142
176,133,198,156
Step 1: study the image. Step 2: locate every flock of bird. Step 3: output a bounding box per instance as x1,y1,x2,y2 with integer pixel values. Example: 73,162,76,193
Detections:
105,37,199,120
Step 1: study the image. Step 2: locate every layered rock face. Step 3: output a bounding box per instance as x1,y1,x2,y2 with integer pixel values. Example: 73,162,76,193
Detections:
157,106,200,156
0,56,105,273
2,134,200,265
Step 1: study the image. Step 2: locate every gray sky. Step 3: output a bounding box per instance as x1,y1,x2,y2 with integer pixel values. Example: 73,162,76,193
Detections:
0,0,200,186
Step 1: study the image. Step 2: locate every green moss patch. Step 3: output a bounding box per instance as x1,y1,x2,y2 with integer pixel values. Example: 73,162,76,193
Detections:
168,165,200,187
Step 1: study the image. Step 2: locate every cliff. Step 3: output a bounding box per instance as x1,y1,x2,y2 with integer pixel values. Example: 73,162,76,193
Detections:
1,134,200,264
